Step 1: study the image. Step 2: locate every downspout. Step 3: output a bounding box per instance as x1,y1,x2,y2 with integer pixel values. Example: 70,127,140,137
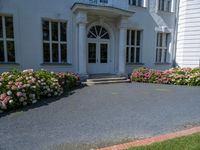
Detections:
172,0,180,68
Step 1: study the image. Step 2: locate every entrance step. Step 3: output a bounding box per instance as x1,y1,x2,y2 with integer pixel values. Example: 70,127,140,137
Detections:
83,76,131,86
87,77,127,82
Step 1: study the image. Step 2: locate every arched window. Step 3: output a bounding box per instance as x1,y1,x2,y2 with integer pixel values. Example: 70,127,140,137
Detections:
88,25,110,39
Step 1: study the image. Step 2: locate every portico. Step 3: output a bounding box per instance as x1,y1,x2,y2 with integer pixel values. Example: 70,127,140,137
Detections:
72,3,134,76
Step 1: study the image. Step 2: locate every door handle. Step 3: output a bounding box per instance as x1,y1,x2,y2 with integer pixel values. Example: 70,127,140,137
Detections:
97,58,98,62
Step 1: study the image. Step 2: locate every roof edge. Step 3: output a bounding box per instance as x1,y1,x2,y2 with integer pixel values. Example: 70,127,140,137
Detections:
71,3,134,17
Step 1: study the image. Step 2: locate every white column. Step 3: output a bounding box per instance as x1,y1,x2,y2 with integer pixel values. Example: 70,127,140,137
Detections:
118,17,128,75
78,22,87,75
143,0,148,7
155,0,159,12
76,11,87,75
171,0,176,13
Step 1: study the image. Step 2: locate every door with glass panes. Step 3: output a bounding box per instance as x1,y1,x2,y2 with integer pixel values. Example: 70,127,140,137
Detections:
87,25,111,74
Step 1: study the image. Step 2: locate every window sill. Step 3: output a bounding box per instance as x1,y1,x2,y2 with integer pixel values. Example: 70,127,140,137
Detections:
0,62,20,66
155,63,171,65
41,63,72,66
126,63,144,66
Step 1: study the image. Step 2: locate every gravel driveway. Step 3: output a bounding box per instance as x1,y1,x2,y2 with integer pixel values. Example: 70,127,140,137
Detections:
1,83,200,150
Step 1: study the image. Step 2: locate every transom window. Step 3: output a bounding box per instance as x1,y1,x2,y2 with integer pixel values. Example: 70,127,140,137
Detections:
0,15,15,63
129,0,143,7
87,25,110,39
126,30,142,63
42,20,67,63
158,0,172,12
156,32,170,63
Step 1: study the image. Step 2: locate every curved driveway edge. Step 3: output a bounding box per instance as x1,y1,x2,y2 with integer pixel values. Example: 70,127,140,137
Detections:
96,126,200,150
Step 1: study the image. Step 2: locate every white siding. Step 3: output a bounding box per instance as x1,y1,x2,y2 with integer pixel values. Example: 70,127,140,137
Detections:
176,0,200,67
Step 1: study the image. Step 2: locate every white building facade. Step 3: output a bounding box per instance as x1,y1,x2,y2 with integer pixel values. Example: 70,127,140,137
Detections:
0,0,198,76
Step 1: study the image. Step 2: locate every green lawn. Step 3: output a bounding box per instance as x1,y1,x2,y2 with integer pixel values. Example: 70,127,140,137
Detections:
128,133,200,150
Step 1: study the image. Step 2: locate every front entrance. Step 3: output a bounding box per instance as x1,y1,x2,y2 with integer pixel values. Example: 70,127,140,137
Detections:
87,25,112,74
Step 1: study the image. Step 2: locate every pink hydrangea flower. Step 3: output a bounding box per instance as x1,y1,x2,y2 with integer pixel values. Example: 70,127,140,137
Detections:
16,92,23,97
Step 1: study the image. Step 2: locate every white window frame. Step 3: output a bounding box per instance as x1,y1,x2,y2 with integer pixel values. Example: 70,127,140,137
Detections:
42,19,67,64
156,32,170,63
0,15,15,63
129,0,144,7
158,0,172,12
126,30,142,64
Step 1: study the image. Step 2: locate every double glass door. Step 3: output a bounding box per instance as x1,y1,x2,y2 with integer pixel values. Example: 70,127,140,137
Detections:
87,42,110,74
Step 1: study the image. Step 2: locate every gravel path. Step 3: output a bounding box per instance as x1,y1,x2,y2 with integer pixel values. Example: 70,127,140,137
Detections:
1,83,200,150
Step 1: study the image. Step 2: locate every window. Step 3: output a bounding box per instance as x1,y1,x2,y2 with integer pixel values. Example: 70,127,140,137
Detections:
42,20,67,64
100,0,108,4
126,30,141,63
158,0,171,12
0,15,15,63
156,32,170,63
89,0,108,4
129,0,143,7
89,0,97,3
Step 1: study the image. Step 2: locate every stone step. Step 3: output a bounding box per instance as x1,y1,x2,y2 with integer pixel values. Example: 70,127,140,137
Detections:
87,77,127,82
83,79,131,86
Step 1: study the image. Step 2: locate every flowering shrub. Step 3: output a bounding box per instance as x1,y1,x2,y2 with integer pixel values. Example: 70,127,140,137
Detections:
0,69,80,112
131,67,200,86
56,72,80,90
131,68,171,84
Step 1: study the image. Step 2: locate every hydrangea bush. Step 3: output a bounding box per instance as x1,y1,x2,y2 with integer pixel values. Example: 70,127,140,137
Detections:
131,67,200,86
0,69,80,112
